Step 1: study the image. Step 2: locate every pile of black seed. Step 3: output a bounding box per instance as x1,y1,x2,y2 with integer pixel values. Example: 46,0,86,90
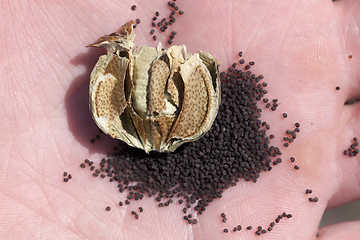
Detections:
63,172,72,182
343,137,359,157
83,52,285,222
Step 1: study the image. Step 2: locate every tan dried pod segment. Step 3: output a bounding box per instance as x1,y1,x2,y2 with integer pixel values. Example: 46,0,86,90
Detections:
87,20,221,153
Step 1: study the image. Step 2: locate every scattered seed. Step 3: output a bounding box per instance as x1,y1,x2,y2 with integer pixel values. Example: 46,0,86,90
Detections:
131,5,136,11
106,206,111,211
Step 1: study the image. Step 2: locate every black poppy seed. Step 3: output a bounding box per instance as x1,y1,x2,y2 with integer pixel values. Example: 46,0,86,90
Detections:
179,10,184,15
151,22,156,27
68,174,72,179
131,5,136,10
222,218,227,223
80,163,85,168
335,86,340,90
237,225,242,231
295,122,300,127
131,211,136,215
257,226,262,231
90,139,95,143
275,218,280,223
153,35,157,41
270,222,275,227
313,197,318,202
63,178,68,182
268,227,273,231
192,219,197,224
135,214,139,219
63,172,67,177
169,35,174,39
139,207,143,212
284,143,289,147
119,201,123,206
183,208,187,213
155,11,159,16
255,231,261,236
125,200,130,205
247,226,252,230
261,229,266,234
245,65,251,70
239,59,245,64
221,213,226,218
249,61,255,66
168,40,173,44
270,134,274,139
150,29,155,35
282,113,288,118
309,197,314,202
136,19,140,24
223,229,228,233
183,216,188,220
160,27,165,32
171,31,177,35
238,51,243,57
95,135,100,140
171,10,175,15
287,214,292,218
294,165,300,170
233,227,237,232
157,22,163,27
158,203,164,207
106,206,111,211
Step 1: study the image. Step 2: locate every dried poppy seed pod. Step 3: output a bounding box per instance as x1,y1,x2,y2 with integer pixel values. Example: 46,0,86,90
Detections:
87,20,221,153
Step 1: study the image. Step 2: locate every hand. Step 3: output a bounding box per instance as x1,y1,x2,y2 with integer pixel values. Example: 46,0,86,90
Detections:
1,0,359,239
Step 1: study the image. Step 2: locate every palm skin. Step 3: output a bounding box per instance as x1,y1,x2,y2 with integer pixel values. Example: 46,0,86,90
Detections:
1,0,359,239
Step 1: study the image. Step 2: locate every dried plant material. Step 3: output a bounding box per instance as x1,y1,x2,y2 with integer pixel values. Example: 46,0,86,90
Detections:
87,20,221,153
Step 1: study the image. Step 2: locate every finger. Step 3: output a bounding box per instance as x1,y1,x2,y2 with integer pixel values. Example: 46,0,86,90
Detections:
333,0,360,101
318,221,360,239
326,0,360,209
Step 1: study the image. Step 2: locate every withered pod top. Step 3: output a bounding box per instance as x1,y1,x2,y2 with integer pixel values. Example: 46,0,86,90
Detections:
87,20,221,153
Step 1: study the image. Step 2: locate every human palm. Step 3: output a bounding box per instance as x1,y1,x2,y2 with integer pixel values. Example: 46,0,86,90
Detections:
1,0,360,239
